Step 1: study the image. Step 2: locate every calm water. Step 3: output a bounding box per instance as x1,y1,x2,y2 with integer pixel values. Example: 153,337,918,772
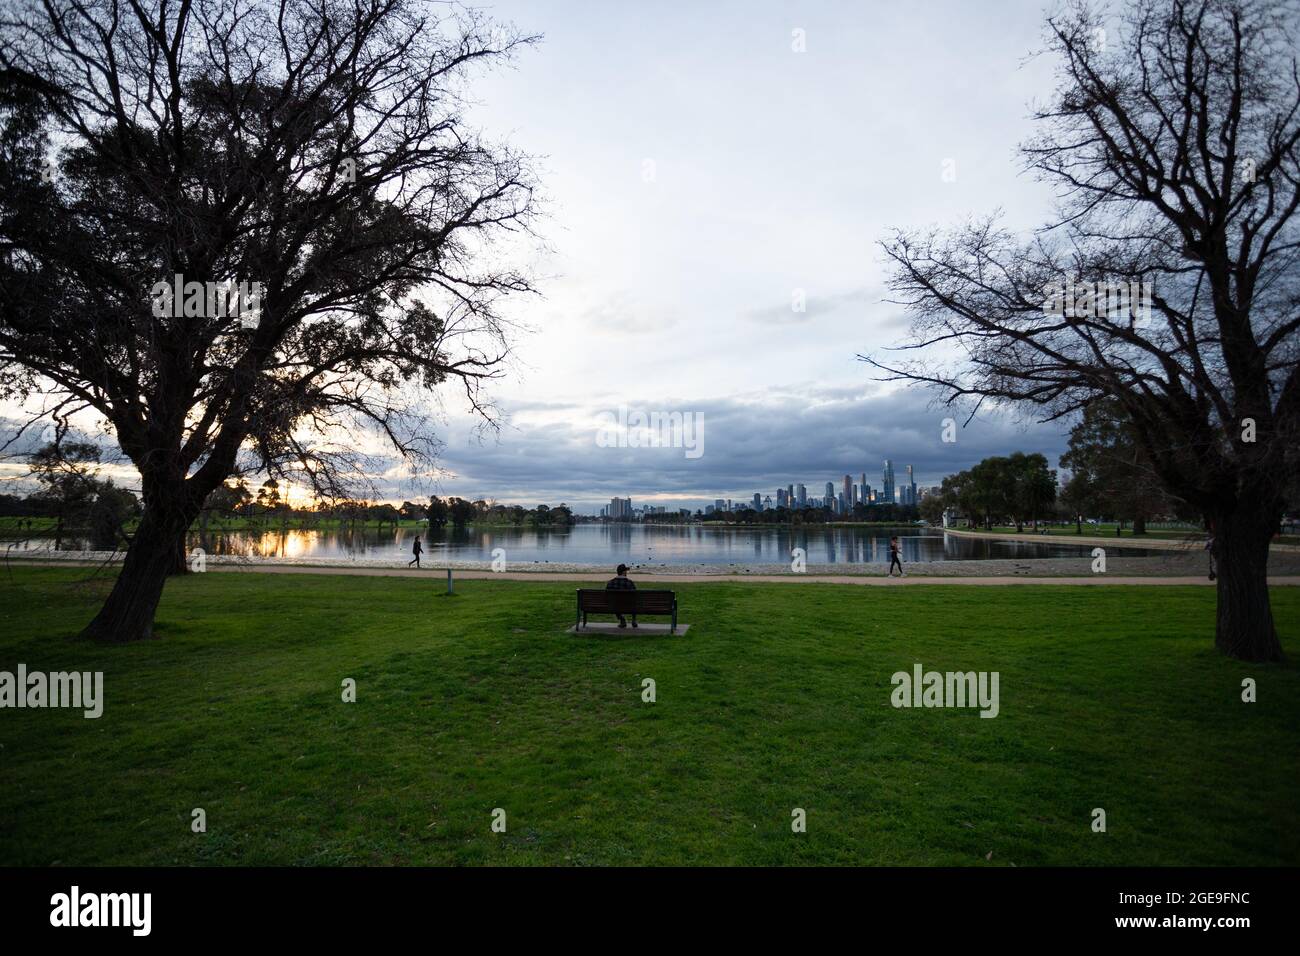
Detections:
7,523,1162,566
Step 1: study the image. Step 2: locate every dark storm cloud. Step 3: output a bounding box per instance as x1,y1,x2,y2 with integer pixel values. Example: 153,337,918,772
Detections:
431,386,1071,512
1,388,1071,511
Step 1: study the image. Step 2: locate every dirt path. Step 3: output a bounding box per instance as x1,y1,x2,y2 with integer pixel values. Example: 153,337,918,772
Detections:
10,558,1298,586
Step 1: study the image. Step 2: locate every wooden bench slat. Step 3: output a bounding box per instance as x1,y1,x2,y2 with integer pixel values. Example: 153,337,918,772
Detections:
575,589,678,632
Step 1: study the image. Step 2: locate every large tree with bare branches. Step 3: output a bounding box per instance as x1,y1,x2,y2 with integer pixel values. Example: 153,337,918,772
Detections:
0,0,539,642
868,0,1299,661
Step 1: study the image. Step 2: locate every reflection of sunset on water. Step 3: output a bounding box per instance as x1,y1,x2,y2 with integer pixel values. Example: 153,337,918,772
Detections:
5,524,1166,566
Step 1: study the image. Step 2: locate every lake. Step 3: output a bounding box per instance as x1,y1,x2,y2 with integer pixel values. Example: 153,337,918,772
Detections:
5,523,1163,567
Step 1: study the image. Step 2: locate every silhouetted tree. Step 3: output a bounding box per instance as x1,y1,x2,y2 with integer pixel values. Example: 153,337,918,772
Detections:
0,0,540,641
868,0,1300,660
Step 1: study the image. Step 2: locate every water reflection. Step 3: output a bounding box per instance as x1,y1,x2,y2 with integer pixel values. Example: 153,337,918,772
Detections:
6,523,1163,565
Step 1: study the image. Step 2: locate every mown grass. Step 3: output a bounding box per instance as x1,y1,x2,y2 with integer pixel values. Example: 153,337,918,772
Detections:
983,523,1204,540
0,566,1296,866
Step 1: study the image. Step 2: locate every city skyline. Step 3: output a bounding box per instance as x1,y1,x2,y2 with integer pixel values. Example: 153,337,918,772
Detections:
599,459,935,518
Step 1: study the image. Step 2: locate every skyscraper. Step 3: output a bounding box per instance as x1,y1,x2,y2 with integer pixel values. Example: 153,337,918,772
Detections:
905,464,917,506
777,488,787,508
796,483,807,506
787,484,794,506
882,460,896,504
843,474,853,507
752,493,762,511
825,481,834,503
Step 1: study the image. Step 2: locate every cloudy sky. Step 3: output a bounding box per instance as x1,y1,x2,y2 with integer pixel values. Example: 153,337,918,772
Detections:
2,0,1083,512
425,0,1072,512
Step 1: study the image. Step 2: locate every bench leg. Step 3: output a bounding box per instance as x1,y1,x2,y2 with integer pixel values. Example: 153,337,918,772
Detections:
671,606,677,634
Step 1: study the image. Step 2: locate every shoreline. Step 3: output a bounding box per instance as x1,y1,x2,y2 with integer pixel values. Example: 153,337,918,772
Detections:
940,526,1300,553
7,548,1300,582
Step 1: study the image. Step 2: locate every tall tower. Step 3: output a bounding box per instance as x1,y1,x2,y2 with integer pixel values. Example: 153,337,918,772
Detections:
796,483,807,507
883,459,895,504
905,464,916,505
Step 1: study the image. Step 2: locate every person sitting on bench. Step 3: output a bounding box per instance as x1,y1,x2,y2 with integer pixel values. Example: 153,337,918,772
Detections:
606,563,637,628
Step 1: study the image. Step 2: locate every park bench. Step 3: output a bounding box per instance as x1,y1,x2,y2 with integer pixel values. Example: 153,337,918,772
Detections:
575,589,678,633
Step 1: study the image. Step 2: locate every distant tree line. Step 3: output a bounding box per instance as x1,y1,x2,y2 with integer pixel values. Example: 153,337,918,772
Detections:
927,452,1057,531
0,441,139,549
425,497,574,529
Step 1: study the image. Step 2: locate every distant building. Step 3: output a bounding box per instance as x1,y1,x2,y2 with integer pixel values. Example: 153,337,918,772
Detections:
825,481,834,503
752,493,762,511
796,483,807,507
882,460,896,504
609,497,633,520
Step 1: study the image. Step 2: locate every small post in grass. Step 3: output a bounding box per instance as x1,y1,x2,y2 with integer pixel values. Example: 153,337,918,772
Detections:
446,567,454,595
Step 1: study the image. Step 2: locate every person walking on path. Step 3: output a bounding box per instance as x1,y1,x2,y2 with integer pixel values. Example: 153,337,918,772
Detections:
887,536,905,577
409,534,424,569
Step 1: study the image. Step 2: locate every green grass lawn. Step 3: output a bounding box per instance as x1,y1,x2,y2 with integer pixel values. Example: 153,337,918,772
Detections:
0,516,58,535
1,566,1296,866
983,523,1205,540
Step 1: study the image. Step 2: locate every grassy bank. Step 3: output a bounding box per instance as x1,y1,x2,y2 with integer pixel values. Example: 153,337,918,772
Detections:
983,523,1205,540
0,566,1296,866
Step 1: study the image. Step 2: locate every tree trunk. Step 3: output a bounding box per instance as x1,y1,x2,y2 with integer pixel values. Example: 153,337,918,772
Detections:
1133,515,1146,535
1212,509,1284,662
80,506,190,643
168,529,190,575
1075,515,1082,534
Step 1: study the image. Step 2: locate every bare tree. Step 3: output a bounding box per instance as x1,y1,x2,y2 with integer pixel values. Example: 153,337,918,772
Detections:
866,0,1300,662
0,0,540,641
